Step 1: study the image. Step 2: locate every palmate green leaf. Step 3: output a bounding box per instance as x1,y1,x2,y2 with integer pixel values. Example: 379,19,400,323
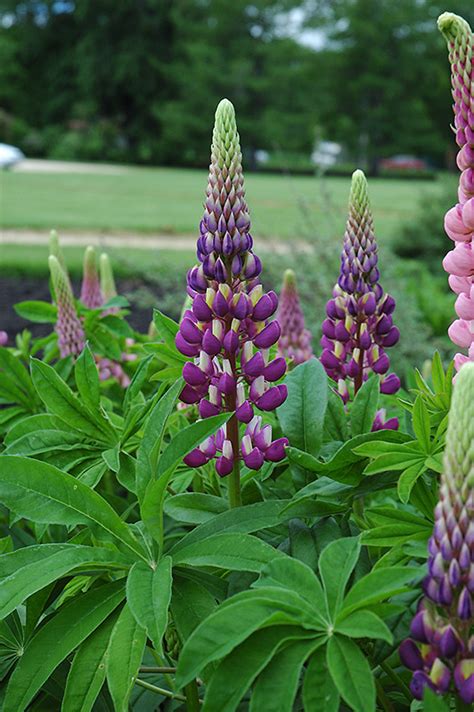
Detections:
423,686,451,711
0,348,37,404
176,588,315,688
287,430,411,485
0,456,146,563
106,603,147,712
171,576,217,640
153,308,179,348
412,395,432,453
350,376,379,436
288,519,319,570
30,358,116,444
0,544,130,621
126,557,172,652
277,358,328,457
249,638,323,712
4,581,125,712
141,413,232,547
62,613,117,712
3,429,94,457
318,538,361,619
3,414,61,445
14,300,57,323
303,645,339,712
363,452,424,475
123,355,153,411
169,500,285,554
164,492,228,523
326,635,375,712
172,533,283,572
353,440,421,458
255,558,327,622
135,378,183,503
324,386,349,442
361,524,430,548
74,345,100,412
157,412,232,478
335,610,393,643
338,567,420,618
203,626,314,712
397,461,427,503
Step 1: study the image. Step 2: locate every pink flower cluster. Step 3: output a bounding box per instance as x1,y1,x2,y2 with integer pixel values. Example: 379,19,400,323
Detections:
439,13,474,372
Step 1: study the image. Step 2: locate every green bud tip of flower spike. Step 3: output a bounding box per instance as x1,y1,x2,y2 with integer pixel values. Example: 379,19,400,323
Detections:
100,253,117,302
49,229,68,275
48,255,71,304
212,98,244,177
349,169,371,223
283,269,296,289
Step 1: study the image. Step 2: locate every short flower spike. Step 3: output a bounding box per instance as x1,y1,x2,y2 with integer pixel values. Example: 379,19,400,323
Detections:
49,255,84,358
320,170,400,401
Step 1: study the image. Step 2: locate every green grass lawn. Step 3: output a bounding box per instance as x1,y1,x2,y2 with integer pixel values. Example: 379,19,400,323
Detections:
0,165,453,245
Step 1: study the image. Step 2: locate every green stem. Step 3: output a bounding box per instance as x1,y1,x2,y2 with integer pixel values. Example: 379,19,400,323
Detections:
375,679,395,712
184,679,201,711
455,697,472,712
139,666,176,674
379,662,411,703
135,679,187,702
228,456,241,508
352,495,365,520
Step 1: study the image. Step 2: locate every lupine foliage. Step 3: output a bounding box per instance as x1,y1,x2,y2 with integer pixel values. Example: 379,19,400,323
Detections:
0,12,473,712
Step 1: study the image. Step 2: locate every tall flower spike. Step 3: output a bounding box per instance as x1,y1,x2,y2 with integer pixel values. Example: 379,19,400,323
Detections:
438,14,474,373
49,255,84,358
400,362,474,705
49,230,68,275
320,170,400,402
176,99,288,504
100,253,117,303
277,269,313,365
80,246,103,309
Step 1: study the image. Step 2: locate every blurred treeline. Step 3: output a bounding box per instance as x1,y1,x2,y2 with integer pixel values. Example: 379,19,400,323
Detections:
0,0,473,168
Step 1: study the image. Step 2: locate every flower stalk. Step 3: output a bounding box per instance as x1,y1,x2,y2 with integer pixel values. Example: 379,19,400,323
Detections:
176,99,288,500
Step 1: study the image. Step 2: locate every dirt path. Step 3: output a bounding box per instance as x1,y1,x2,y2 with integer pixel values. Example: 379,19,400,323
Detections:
0,228,314,254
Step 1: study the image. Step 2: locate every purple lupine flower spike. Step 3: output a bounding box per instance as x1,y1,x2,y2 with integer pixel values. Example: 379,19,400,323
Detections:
320,170,400,402
277,269,313,366
176,99,288,498
400,362,474,705
0,332,8,346
49,255,85,358
438,14,474,375
80,246,103,309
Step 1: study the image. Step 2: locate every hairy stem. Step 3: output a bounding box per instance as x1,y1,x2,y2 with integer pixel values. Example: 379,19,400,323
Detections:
184,680,201,712
135,679,187,702
379,661,411,703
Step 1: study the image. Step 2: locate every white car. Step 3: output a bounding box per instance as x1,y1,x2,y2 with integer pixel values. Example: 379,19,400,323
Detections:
0,143,24,169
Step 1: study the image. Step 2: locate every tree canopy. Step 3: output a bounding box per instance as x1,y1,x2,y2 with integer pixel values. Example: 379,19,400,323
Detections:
0,0,473,167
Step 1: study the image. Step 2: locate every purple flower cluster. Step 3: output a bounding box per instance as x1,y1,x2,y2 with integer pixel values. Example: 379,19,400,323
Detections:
400,361,474,705
320,170,400,401
176,99,288,480
276,269,313,366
